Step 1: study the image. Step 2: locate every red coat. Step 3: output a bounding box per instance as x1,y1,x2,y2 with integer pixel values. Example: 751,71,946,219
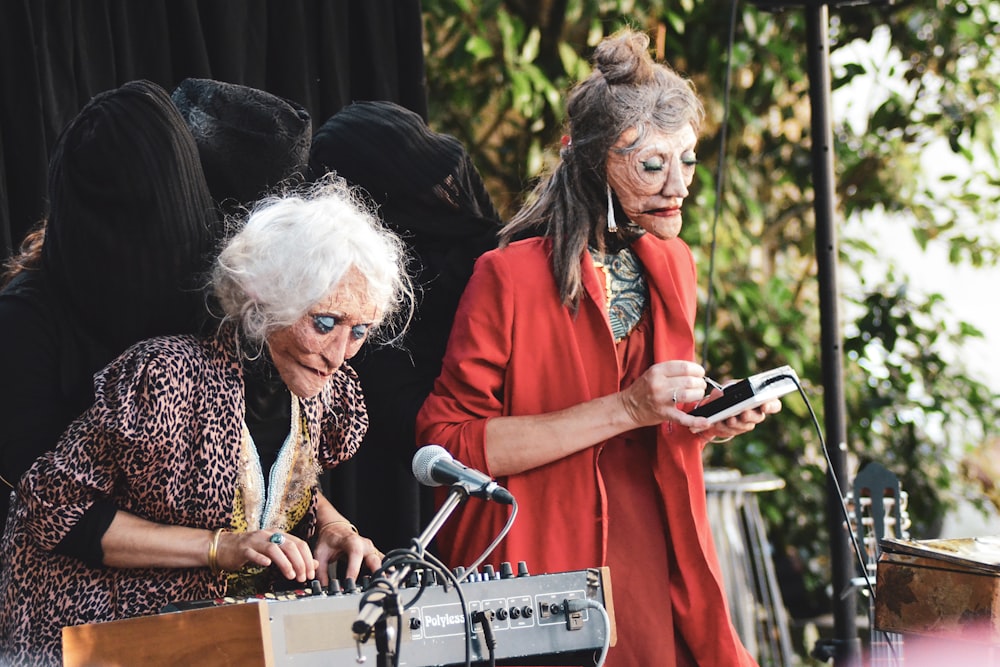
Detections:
416,234,755,666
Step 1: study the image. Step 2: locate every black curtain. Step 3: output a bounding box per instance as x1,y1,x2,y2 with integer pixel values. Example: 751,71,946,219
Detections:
0,0,428,259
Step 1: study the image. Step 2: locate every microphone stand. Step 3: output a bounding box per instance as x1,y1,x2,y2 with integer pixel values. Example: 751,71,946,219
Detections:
352,485,469,666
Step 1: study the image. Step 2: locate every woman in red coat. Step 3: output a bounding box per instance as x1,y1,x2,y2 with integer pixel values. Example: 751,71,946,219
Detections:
416,29,782,666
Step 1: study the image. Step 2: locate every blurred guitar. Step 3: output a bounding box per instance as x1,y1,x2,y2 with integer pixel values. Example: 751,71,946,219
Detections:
846,461,910,666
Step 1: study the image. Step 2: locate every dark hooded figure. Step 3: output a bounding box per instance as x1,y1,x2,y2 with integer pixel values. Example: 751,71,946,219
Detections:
172,79,322,521
171,78,312,225
0,80,216,531
308,101,503,553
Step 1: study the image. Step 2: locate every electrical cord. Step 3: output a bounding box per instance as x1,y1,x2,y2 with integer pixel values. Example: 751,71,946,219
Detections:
359,541,474,667
357,496,519,666
460,497,518,581
472,609,498,667
783,373,901,661
353,495,616,666
564,598,611,667
422,549,475,667
691,1,899,660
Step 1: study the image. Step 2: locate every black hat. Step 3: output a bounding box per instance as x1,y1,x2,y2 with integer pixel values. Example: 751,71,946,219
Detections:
309,100,500,241
42,79,216,353
172,78,312,211
310,100,503,361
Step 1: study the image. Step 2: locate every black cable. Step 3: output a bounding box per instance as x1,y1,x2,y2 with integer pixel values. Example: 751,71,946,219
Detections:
459,497,519,581
700,0,741,368
692,3,899,660
358,543,473,667
473,610,497,667
422,549,474,667
357,551,421,667
788,376,900,660
368,504,521,667
395,601,403,667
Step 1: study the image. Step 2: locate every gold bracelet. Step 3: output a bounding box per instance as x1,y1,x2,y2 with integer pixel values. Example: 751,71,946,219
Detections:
208,528,228,575
318,520,358,535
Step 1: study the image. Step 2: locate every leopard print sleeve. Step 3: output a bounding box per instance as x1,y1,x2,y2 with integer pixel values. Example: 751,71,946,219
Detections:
18,335,227,552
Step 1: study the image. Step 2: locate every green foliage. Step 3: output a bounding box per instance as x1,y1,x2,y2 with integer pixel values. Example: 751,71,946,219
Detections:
422,0,1000,658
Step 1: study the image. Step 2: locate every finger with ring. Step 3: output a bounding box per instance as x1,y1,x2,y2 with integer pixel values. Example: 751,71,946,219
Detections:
269,533,286,546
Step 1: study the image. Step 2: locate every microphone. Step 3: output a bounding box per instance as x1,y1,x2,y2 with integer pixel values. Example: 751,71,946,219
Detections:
412,445,515,505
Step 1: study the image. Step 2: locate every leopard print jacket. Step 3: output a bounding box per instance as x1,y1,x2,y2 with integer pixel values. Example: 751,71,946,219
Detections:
0,327,367,666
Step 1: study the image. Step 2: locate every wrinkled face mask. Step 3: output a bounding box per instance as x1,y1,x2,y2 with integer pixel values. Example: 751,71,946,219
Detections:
605,124,698,240
267,269,379,398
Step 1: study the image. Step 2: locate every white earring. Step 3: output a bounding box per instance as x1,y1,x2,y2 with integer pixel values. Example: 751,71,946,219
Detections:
606,183,618,232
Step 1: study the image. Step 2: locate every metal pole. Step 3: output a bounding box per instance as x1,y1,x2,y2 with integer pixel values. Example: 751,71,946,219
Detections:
803,3,862,665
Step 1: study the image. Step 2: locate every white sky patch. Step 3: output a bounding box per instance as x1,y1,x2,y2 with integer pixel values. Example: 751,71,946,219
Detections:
831,26,1000,537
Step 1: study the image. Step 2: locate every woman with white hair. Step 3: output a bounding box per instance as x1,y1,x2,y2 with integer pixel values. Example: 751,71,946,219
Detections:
0,176,413,666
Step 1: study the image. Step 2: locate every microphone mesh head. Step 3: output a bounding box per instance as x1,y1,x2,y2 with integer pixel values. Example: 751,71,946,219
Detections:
412,444,449,486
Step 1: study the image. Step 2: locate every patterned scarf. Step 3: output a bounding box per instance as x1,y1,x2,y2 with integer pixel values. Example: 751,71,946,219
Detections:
588,246,648,342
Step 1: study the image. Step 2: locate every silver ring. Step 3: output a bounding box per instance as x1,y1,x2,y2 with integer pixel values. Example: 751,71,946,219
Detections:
269,533,286,546
672,389,679,404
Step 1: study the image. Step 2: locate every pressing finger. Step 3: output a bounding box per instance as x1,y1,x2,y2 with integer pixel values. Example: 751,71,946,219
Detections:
267,532,316,582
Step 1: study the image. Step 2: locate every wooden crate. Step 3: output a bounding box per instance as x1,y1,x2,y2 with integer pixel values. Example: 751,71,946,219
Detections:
875,549,1000,644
